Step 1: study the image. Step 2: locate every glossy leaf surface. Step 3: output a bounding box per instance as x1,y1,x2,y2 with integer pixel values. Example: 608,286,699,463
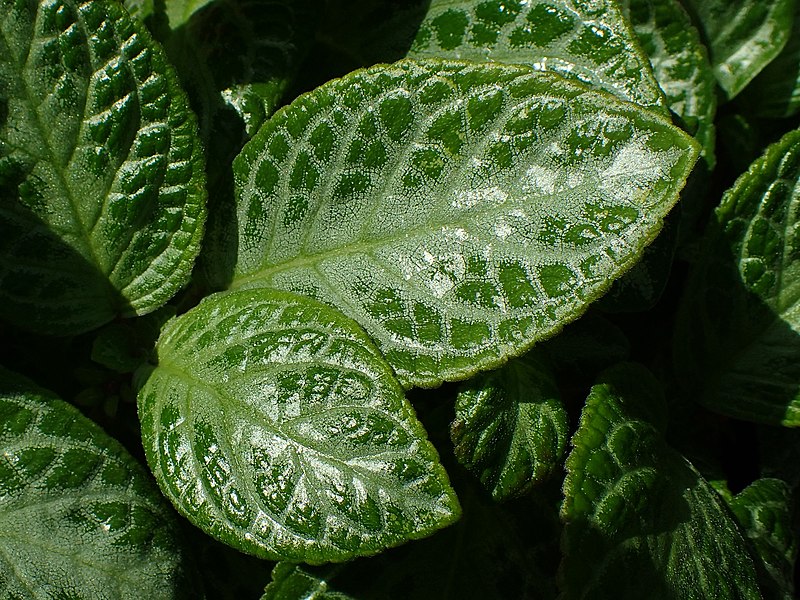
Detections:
409,0,667,113
0,0,206,334
675,128,800,425
138,288,460,563
230,59,699,387
729,479,797,599
561,363,763,599
452,352,567,500
0,366,198,598
623,0,716,164
681,0,795,99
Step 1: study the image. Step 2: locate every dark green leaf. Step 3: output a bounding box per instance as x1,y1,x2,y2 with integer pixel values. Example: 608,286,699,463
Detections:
409,0,667,113
452,352,567,500
674,128,800,425
561,363,763,599
0,0,206,334
680,0,795,99
138,287,460,563
91,305,175,373
262,476,561,600
740,3,800,118
729,479,798,599
229,59,699,388
0,366,199,598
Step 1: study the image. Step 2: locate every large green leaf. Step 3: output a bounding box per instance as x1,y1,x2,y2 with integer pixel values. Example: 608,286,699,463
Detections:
728,479,797,599
0,0,206,334
622,0,716,165
262,475,561,600
408,0,667,113
229,59,699,388
561,363,764,599
680,0,795,99
0,366,199,598
674,128,800,425
137,287,460,563
451,351,567,500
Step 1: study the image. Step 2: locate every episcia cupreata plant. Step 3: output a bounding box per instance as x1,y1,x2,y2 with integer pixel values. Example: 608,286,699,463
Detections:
0,0,799,597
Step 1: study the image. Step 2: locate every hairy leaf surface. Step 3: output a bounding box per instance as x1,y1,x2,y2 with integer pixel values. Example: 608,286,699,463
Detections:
675,128,800,425
408,0,666,113
681,0,795,99
230,59,699,387
0,366,198,598
138,288,460,563
561,363,763,599
0,0,206,334
729,479,797,599
452,352,567,500
623,0,716,165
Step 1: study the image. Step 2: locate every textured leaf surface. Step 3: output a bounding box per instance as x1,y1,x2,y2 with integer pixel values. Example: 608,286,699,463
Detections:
0,0,206,334
408,0,667,113
262,475,561,600
623,0,716,165
0,366,198,598
561,363,763,599
451,352,567,500
729,479,797,599
138,288,460,563
675,128,800,425
681,0,795,99
742,3,800,118
230,59,699,388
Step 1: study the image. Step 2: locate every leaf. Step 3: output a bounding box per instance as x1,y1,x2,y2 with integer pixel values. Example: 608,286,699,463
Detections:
561,363,764,599
728,479,798,599
91,305,175,373
451,351,568,500
0,0,206,335
680,0,795,99
740,3,800,118
0,366,200,598
228,58,699,388
124,0,214,31
674,128,800,425
262,474,561,600
622,0,717,166
408,0,667,113
137,287,460,563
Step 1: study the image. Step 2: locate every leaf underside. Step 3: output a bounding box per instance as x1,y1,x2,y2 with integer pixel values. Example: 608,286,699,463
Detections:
229,58,699,388
138,287,460,564
0,0,206,334
0,366,196,599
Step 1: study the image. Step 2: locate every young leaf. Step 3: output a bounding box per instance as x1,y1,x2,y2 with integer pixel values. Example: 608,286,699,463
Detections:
561,363,764,599
674,128,800,425
680,0,795,99
622,0,717,165
728,479,798,599
229,59,699,388
451,351,568,500
137,287,460,563
408,0,667,113
0,0,206,334
0,366,199,598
